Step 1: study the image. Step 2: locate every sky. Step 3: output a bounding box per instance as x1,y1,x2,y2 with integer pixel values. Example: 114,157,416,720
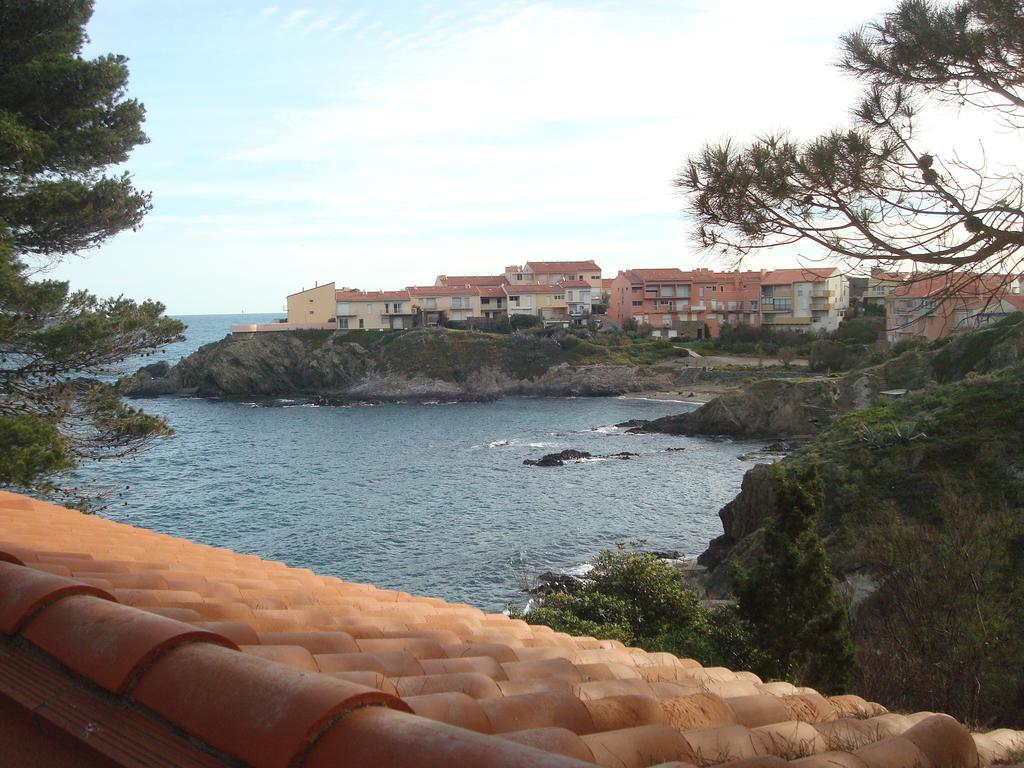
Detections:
49,0,903,314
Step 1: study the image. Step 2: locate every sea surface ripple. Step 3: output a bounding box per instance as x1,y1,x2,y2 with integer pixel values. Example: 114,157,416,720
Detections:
83,314,761,611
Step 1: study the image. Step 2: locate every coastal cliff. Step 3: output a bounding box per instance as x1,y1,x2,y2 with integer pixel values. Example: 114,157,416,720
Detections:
629,339,944,439
695,313,1024,598
120,327,710,401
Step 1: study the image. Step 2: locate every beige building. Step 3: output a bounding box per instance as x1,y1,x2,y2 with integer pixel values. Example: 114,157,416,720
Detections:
407,285,482,325
286,282,336,324
504,260,602,303
759,268,850,333
503,283,569,321
335,289,414,330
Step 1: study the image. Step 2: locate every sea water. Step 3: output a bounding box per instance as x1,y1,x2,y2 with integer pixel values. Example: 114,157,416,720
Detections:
85,314,760,611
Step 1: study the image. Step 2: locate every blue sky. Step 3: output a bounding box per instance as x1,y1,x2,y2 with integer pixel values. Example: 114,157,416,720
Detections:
50,0,896,313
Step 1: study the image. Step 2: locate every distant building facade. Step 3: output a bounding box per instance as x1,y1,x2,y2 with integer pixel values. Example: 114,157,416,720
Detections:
286,282,336,324
884,273,1024,342
608,268,842,338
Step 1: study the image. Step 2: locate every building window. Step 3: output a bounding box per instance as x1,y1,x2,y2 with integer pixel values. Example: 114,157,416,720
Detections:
481,297,491,305
426,297,437,310
515,274,523,281
337,302,349,315
554,294,563,300
631,300,642,307
338,318,349,329
393,303,403,313
359,319,364,329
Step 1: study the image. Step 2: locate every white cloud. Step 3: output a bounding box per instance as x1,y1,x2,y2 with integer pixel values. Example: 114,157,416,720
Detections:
63,0,1016,313
282,9,310,28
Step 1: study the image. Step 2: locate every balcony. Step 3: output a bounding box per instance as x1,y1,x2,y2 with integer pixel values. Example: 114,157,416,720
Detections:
811,298,836,310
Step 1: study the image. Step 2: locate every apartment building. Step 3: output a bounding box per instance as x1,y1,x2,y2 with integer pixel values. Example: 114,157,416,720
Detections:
863,270,905,307
435,275,508,319
885,273,1024,342
504,260,602,303
503,283,568,321
407,285,482,325
760,268,849,333
335,289,414,330
609,268,763,338
562,280,593,322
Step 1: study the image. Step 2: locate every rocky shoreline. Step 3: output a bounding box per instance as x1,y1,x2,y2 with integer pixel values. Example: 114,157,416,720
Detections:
120,327,820,406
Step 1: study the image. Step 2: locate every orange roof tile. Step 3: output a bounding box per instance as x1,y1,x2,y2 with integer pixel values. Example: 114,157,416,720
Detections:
0,489,1020,767
525,261,600,273
504,284,565,294
437,275,510,287
760,268,839,285
407,285,482,297
620,268,690,282
335,289,411,302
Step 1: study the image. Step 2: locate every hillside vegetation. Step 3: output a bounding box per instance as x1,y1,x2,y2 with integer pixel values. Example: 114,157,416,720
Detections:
698,314,1024,726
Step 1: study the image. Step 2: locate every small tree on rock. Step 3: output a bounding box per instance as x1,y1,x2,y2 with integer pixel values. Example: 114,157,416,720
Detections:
731,468,854,693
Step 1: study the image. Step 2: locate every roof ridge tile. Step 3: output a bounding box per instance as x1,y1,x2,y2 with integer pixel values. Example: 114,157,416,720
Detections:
0,560,115,635
21,592,239,693
131,641,409,768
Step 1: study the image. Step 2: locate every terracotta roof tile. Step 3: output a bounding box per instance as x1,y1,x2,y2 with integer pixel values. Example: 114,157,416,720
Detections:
132,641,408,767
303,706,590,767
525,260,601,272
0,561,114,635
22,594,237,693
0,490,1016,767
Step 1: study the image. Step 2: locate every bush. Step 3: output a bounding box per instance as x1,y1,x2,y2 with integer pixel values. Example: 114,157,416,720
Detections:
834,314,885,344
514,546,763,669
809,340,868,372
853,487,1024,727
510,314,542,330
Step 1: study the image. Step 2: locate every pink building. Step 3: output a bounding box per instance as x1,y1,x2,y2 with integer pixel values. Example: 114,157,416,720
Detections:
609,268,762,338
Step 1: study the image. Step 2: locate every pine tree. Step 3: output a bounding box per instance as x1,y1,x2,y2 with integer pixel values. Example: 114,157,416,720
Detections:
679,0,1024,287
0,1,184,501
732,468,855,693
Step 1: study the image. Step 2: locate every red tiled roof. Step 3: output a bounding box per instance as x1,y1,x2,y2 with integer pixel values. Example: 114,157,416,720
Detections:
479,286,508,298
760,268,839,285
890,272,1015,299
503,284,565,294
558,280,592,288
1,490,1020,767
525,261,601,273
407,285,482,297
437,275,509,287
335,289,411,302
620,268,690,282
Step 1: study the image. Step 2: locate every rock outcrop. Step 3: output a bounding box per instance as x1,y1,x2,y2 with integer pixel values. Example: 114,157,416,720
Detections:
119,328,732,402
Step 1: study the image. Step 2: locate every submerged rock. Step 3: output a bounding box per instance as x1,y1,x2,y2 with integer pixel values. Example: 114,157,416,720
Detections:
528,571,584,596
523,449,592,467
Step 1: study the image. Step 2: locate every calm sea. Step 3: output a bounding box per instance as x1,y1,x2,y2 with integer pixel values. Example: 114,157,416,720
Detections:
88,314,760,611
